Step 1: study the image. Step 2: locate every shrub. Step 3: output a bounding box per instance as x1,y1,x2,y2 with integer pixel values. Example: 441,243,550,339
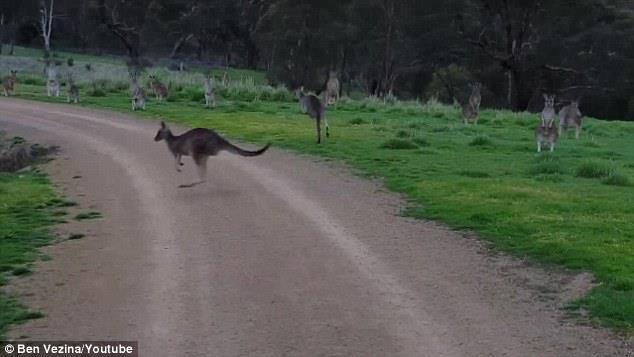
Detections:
603,171,631,186
21,76,45,86
67,57,74,67
576,161,612,178
187,88,205,103
349,118,366,125
469,135,493,146
530,155,564,175
530,162,565,175
412,137,430,147
88,88,106,97
396,130,410,138
459,170,490,178
380,139,418,150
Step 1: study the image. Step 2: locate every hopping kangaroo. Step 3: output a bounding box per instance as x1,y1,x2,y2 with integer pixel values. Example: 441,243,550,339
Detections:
324,71,340,106
535,94,558,152
559,99,583,139
460,82,482,124
46,65,60,97
149,75,168,101
154,121,270,188
296,87,329,144
3,70,17,97
203,75,216,108
67,74,79,104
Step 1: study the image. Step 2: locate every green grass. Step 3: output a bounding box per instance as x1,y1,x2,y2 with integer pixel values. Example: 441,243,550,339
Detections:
74,211,102,221
6,74,634,334
0,171,61,338
576,161,613,179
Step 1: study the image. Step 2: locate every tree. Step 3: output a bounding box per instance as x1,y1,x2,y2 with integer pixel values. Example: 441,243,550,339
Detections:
39,0,54,57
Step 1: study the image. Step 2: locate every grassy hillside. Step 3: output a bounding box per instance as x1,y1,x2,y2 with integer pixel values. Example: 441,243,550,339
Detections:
2,50,633,332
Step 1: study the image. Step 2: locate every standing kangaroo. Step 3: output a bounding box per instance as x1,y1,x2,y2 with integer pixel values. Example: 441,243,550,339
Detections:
204,75,216,108
536,94,558,152
460,82,482,124
559,99,583,139
149,74,168,101
67,74,79,104
540,94,556,126
129,71,146,111
46,65,60,97
325,71,340,106
2,70,17,97
154,121,270,188
296,87,329,144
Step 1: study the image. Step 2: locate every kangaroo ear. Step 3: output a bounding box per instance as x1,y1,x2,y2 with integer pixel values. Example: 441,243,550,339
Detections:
543,93,548,100
160,121,166,128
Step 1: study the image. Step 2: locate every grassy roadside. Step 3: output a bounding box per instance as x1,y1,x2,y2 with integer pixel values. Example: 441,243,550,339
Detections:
0,170,68,339
8,79,634,333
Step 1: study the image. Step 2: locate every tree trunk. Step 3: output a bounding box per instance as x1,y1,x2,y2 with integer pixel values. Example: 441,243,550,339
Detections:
379,0,396,98
0,13,4,56
245,39,259,69
170,33,192,59
510,69,531,111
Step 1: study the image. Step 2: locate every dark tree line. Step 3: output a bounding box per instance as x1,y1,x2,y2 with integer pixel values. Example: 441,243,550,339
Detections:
1,0,633,119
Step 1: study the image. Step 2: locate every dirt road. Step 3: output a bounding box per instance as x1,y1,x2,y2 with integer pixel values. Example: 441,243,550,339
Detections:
0,98,630,356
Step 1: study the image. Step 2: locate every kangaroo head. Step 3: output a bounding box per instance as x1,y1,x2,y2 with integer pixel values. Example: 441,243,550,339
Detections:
154,121,171,142
471,82,482,95
294,86,305,99
543,94,555,108
10,70,17,77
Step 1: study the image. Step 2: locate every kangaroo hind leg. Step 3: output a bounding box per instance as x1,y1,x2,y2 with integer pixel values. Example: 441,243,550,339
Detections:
178,154,207,189
194,153,208,183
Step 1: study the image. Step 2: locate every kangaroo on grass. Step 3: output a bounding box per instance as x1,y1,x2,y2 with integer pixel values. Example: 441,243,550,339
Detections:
148,74,168,101
324,71,340,106
559,99,584,139
204,75,216,108
535,94,558,152
459,82,482,124
296,87,329,144
154,121,270,188
67,74,79,104
2,70,17,97
129,70,146,111
46,65,60,97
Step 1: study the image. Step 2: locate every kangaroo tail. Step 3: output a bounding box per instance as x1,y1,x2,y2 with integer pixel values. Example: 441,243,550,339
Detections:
223,140,271,157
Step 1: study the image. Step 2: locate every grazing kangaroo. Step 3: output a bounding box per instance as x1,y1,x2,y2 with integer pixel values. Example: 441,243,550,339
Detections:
67,75,79,104
460,82,482,124
46,65,60,97
559,99,583,139
204,75,216,108
325,71,340,106
3,70,17,97
149,74,168,101
296,87,329,144
154,121,270,188
536,94,558,152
